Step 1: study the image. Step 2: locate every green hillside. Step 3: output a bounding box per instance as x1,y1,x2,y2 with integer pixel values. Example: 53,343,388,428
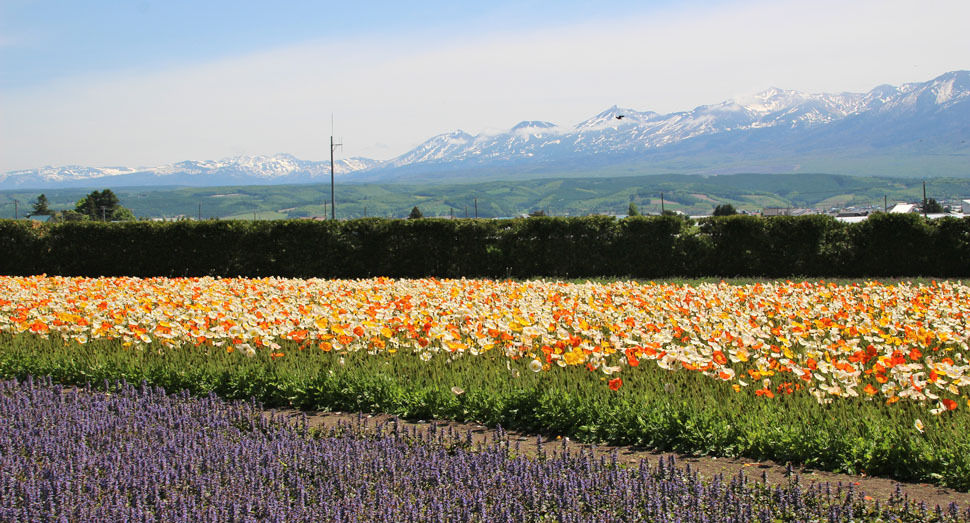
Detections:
2,173,969,220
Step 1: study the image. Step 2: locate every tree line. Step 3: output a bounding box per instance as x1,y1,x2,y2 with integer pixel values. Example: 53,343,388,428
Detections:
26,190,135,222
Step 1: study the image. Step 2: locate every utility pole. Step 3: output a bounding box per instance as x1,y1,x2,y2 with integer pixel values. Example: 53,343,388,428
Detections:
465,206,468,218
884,195,887,213
323,202,328,219
923,181,927,218
330,116,343,221
13,199,18,219
660,192,665,214
363,206,367,218
101,206,107,222
474,198,478,219
253,211,257,222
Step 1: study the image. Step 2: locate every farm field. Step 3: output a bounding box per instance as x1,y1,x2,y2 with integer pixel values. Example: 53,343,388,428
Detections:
1,275,970,515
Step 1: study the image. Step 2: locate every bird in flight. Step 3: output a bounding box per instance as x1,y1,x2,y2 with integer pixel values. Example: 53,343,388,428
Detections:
615,115,625,120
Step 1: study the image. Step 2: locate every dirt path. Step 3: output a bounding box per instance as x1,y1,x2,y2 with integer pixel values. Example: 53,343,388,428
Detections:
272,408,970,510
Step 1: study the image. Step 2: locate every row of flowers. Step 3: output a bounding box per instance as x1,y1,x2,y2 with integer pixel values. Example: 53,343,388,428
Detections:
1,276,968,412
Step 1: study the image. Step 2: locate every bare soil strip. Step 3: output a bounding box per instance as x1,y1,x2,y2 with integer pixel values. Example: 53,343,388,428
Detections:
273,408,970,510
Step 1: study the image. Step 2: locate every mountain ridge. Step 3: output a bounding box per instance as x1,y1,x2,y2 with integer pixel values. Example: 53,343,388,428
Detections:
3,70,968,190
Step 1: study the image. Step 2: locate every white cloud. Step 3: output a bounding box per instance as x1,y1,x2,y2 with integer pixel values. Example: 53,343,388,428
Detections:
2,0,968,172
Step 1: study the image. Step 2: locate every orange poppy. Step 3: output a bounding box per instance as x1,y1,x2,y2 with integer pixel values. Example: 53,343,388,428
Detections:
712,350,728,366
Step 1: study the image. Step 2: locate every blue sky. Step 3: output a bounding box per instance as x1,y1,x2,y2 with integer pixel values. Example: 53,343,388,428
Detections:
4,1,695,89
1,0,967,172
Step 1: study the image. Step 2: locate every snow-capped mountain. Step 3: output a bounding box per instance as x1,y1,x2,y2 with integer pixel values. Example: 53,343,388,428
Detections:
368,70,969,181
368,70,969,176
3,71,968,189
0,154,381,189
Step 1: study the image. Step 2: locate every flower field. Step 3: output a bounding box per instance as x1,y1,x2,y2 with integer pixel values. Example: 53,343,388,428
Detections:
5,377,967,522
1,276,970,490
3,276,969,408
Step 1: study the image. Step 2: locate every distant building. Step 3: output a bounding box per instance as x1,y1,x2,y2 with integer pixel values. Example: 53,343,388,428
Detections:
963,200,970,215
889,203,917,214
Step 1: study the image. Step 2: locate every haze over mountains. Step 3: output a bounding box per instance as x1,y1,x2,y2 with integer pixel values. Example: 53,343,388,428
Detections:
3,71,968,190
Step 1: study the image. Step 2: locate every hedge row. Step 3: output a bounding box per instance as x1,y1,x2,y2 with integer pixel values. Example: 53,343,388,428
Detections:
1,214,968,278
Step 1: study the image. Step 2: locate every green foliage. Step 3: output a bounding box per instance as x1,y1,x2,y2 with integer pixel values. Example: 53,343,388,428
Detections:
616,215,687,277
73,189,135,222
0,221,42,275
53,210,89,222
408,206,423,219
500,216,617,278
627,202,640,216
111,206,136,221
1,214,969,278
1,332,967,490
698,215,767,275
932,217,970,277
848,213,934,277
712,203,737,216
29,194,51,216
762,215,848,276
924,198,945,214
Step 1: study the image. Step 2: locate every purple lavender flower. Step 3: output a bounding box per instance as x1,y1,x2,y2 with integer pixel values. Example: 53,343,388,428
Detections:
0,377,965,522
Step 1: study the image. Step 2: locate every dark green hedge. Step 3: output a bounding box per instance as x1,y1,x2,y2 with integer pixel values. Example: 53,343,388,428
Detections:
2,214,967,278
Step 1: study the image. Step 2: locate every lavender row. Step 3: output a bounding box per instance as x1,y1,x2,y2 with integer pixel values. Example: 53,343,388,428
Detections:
0,377,965,523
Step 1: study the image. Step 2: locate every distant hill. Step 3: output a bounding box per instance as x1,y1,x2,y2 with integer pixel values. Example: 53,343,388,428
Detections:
2,71,968,190
5,172,969,220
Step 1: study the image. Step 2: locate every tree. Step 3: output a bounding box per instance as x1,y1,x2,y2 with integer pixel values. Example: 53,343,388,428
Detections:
627,202,640,216
30,194,52,216
923,198,945,214
55,210,89,222
528,210,546,217
712,204,737,216
111,206,136,221
75,189,124,221
408,206,423,219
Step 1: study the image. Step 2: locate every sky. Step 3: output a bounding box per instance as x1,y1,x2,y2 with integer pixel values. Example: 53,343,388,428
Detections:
1,0,968,173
